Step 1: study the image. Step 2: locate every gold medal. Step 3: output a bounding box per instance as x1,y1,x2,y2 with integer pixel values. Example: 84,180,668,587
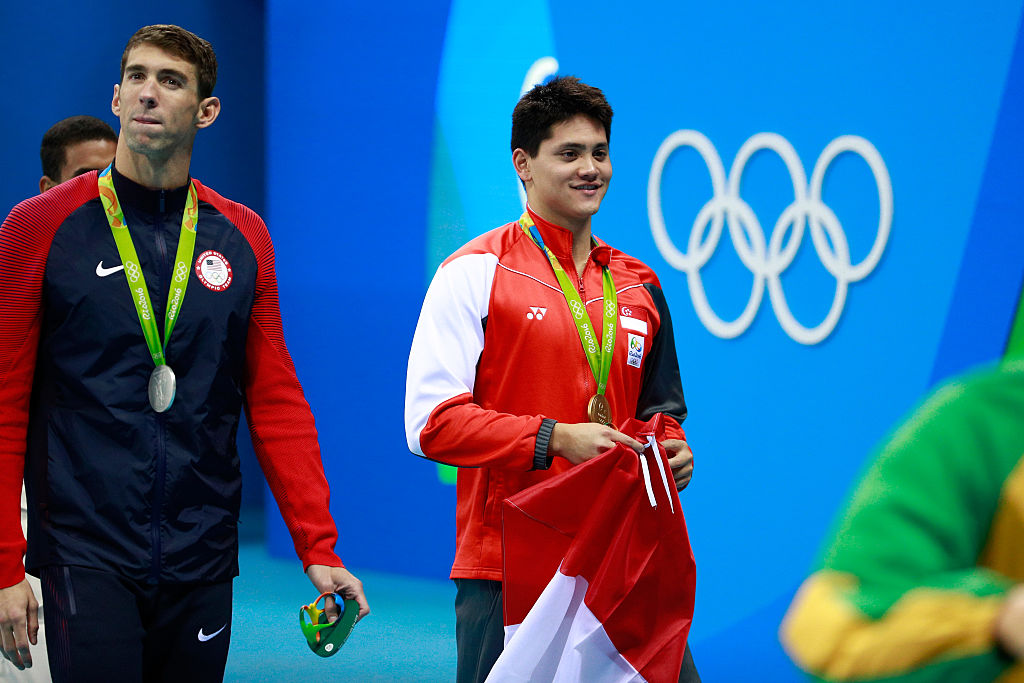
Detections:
519,214,620,428
587,394,611,425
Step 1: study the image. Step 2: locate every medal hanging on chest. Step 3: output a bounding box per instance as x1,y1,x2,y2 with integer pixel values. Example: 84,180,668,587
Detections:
98,165,199,413
519,213,617,425
147,365,177,413
586,393,612,425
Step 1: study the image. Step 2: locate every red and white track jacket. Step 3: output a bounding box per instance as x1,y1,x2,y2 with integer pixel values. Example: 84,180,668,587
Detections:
405,209,687,581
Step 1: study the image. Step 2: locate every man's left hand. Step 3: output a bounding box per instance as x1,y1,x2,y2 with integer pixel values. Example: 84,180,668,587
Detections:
306,565,370,624
661,439,693,492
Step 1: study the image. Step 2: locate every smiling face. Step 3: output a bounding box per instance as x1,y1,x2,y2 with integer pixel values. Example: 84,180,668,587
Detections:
514,113,612,232
111,43,209,163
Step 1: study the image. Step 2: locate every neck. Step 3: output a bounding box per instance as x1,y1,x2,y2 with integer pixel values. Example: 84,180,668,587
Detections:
529,206,593,274
114,139,191,190
570,225,593,275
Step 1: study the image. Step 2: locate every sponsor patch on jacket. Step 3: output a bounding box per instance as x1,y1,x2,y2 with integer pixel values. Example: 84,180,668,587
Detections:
195,250,233,292
627,333,644,368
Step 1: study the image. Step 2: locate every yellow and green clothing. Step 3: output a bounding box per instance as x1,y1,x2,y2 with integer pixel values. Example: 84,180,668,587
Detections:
781,361,1024,682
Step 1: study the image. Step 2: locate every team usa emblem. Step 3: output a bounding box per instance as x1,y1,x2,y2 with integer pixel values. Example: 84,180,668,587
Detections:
195,250,233,291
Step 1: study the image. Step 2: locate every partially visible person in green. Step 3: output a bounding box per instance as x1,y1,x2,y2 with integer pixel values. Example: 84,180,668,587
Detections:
781,359,1024,682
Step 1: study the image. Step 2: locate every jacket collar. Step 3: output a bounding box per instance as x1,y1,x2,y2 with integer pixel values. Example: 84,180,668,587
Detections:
526,206,612,268
110,162,190,216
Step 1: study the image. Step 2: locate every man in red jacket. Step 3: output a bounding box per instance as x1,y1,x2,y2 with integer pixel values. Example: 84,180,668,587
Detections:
405,76,697,682
0,25,368,681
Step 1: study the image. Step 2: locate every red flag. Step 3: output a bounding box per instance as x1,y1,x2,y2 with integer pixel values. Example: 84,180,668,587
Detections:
489,414,696,683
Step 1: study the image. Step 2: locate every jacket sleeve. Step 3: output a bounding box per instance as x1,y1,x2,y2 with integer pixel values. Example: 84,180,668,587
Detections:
780,372,1023,682
210,192,342,570
405,253,549,471
0,202,46,588
636,283,687,441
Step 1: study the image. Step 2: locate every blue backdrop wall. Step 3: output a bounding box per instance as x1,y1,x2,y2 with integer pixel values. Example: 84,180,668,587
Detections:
0,1,265,217
0,3,266,498
266,2,1024,680
3,2,1023,680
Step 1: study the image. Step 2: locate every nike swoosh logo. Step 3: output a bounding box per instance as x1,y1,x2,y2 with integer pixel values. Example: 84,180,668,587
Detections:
96,261,125,277
197,624,227,642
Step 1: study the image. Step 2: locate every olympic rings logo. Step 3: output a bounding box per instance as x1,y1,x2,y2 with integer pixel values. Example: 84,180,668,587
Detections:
605,300,617,318
648,131,892,345
125,261,141,283
175,262,189,283
569,299,586,320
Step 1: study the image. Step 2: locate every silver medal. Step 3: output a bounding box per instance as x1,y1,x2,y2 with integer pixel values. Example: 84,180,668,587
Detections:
148,364,177,413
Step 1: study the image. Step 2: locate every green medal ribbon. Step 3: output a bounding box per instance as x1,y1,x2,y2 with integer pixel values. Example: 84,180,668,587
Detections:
97,165,198,374
519,212,617,397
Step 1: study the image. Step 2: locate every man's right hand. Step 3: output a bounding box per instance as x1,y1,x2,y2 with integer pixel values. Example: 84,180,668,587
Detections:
0,579,38,670
549,422,644,466
996,584,1024,659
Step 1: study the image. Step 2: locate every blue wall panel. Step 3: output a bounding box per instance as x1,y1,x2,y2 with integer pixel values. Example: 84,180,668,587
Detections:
412,9,1024,680
0,2,267,503
930,13,1024,384
0,1,266,216
264,3,453,575
4,2,1022,678
264,3,1024,678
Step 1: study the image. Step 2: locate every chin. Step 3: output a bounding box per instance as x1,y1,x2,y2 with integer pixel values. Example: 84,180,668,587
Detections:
126,137,164,155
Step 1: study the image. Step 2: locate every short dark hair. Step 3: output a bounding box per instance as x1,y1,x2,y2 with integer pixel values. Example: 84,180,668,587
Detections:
120,24,218,100
511,76,613,157
40,115,117,180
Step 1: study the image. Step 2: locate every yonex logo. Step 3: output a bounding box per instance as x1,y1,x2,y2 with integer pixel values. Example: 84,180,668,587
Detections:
648,130,892,345
526,307,547,320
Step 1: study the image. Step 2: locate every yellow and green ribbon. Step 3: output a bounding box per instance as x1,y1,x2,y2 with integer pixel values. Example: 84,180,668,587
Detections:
97,165,198,368
519,212,616,396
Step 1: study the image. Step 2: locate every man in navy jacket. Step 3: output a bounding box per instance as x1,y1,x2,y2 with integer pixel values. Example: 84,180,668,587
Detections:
0,25,368,681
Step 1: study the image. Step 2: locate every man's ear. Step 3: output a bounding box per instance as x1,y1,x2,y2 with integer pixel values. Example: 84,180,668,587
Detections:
39,176,57,194
512,148,532,183
111,83,121,118
195,96,221,129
